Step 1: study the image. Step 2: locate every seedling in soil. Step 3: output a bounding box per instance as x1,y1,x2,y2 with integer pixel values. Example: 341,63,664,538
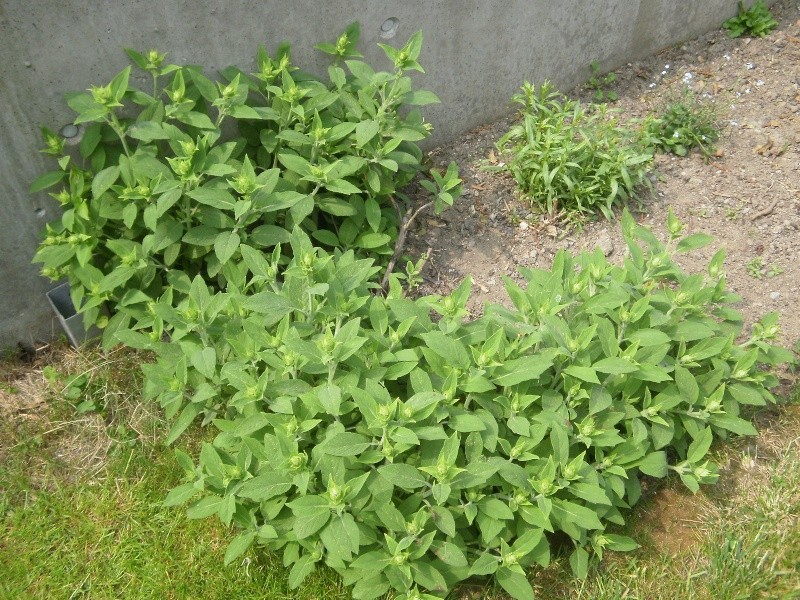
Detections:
747,257,783,279
587,60,618,103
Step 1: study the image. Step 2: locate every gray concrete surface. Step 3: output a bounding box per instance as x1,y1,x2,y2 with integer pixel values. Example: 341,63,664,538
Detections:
0,0,761,349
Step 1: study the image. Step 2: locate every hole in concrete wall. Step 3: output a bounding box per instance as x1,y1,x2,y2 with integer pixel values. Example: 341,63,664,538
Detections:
35,207,46,218
380,17,399,39
60,123,83,145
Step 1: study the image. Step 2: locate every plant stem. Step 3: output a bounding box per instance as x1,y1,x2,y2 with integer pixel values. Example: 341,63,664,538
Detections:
108,114,132,158
380,199,433,293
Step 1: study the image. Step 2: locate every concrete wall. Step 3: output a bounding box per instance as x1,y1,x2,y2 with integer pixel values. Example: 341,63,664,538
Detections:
0,0,754,349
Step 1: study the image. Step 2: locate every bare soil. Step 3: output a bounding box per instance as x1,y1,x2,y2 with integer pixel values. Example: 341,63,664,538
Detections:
412,0,800,347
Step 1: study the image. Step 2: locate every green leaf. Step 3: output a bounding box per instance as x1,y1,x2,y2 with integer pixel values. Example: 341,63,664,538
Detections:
403,90,440,106
677,233,714,253
430,505,456,537
604,534,640,552
183,225,219,246
594,357,638,374
186,495,224,519
224,531,256,565
551,499,603,530
496,566,535,600
30,170,66,193
320,513,360,561
165,403,203,445
356,232,391,249
378,463,428,489
187,186,236,210
163,482,200,507
563,365,600,384
419,331,471,369
190,347,217,379
323,432,372,456
709,414,757,436
214,230,240,265
89,166,120,198
177,110,217,130
238,472,293,501
432,541,467,567
325,178,362,195
468,552,499,576
687,427,714,463
493,354,554,386
570,547,590,579
289,496,331,539
628,329,671,346
364,197,382,231
288,555,316,589
355,120,380,147
638,451,668,477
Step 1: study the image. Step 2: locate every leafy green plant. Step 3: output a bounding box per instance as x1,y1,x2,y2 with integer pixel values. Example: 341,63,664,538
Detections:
646,90,720,157
723,0,778,37
32,25,458,336
493,81,653,221
112,211,791,600
586,61,618,104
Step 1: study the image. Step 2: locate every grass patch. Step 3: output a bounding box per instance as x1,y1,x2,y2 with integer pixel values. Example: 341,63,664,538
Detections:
1,346,798,599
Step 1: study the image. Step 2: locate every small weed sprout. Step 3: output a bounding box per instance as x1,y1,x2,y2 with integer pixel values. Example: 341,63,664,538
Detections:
587,60,619,103
747,257,782,279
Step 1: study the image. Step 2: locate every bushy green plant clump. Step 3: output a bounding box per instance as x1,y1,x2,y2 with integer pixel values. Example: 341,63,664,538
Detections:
494,81,653,221
32,24,459,337
723,0,778,38
646,90,721,157
114,210,791,600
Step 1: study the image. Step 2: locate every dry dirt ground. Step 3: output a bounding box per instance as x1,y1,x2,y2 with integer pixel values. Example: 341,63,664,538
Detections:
413,0,800,348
